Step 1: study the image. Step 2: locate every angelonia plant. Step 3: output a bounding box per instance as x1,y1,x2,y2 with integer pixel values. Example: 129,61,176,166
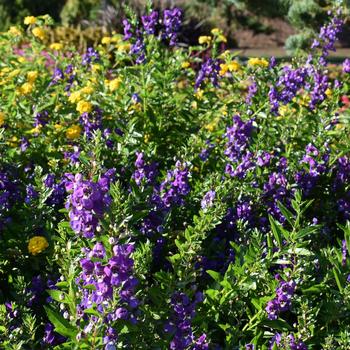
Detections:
1,2,350,349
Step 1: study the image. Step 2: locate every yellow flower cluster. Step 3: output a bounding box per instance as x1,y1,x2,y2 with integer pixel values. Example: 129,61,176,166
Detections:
28,236,49,255
76,100,93,114
27,70,38,83
32,27,46,41
68,81,95,104
219,61,241,75
107,77,122,92
247,57,269,68
8,26,22,36
24,16,37,25
198,36,212,45
211,28,227,43
18,82,34,95
50,43,63,51
66,124,82,139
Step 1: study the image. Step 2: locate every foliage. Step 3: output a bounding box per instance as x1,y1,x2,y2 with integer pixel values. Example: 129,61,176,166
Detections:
0,3,350,349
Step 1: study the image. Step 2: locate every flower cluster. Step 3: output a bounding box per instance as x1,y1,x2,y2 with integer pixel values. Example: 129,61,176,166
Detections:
195,58,220,90
269,333,307,350
266,278,296,320
76,242,138,346
153,161,190,209
224,115,255,179
132,152,158,186
311,10,344,65
165,291,208,350
65,171,114,238
269,66,308,114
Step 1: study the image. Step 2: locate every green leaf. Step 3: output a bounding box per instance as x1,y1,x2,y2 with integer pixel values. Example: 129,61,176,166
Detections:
206,270,222,282
47,289,67,303
44,306,76,338
260,319,293,331
83,307,100,317
295,225,320,239
277,201,294,227
269,216,282,247
332,267,344,293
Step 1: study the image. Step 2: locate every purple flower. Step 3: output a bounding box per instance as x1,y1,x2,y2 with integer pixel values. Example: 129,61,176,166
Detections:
65,173,112,238
49,68,64,85
163,8,182,46
132,152,158,186
343,58,350,73
34,110,49,127
195,58,220,90
82,47,100,66
313,10,344,64
309,72,329,110
79,108,103,138
20,137,30,152
266,279,296,320
165,291,207,350
123,19,133,41
25,184,38,204
130,33,146,64
142,10,158,35
153,161,190,209
201,190,216,209
43,323,66,346
269,65,308,115
246,79,258,105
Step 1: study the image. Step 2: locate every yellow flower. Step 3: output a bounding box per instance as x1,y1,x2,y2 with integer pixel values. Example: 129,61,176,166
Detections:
144,133,150,144
111,35,122,43
204,122,216,132
279,105,289,116
181,61,190,69
325,88,332,97
0,112,5,127
80,86,94,95
18,57,26,63
195,89,204,100
54,123,63,131
108,78,122,92
9,69,21,78
68,91,82,104
247,57,269,68
28,236,48,255
218,34,227,43
19,82,34,95
32,27,46,41
8,26,22,36
219,64,229,76
27,71,38,83
66,124,82,139
219,50,231,59
76,101,93,114
50,42,63,51
28,126,42,134
198,36,212,45
24,16,37,25
211,28,221,35
8,136,18,147
117,43,131,52
102,36,112,45
228,61,241,72
220,61,241,75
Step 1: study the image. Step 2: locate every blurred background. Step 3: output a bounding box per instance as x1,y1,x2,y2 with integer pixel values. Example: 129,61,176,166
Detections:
0,0,349,56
